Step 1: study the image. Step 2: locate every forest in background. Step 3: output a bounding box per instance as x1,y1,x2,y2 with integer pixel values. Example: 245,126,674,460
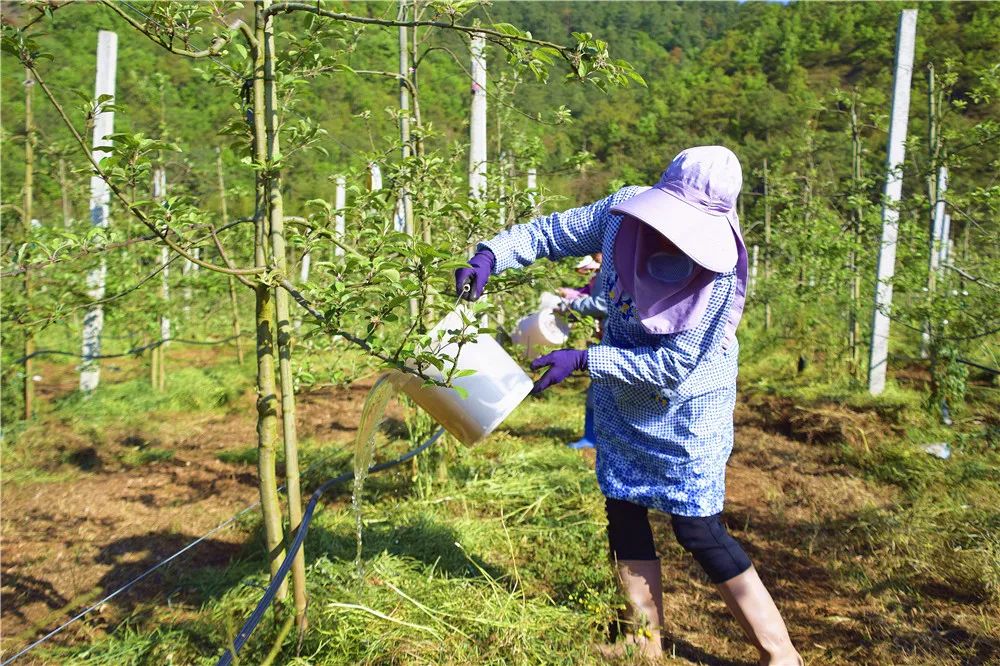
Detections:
2,1,998,413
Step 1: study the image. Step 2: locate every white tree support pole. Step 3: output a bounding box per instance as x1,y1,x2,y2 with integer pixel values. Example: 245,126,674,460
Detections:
867,9,917,396
299,246,311,284
79,30,118,393
939,212,951,270
334,175,346,258
369,163,383,191
527,167,538,213
929,166,948,276
469,34,487,200
468,33,488,324
393,199,407,233
921,165,948,352
749,243,759,300
154,167,171,343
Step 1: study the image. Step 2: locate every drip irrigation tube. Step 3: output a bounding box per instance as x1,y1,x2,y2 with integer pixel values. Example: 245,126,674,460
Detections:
214,426,445,666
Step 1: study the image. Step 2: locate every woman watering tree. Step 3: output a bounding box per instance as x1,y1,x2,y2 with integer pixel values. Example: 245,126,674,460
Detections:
456,146,801,664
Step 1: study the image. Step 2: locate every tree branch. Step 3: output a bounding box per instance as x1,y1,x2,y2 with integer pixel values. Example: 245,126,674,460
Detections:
3,217,252,278
98,0,231,59
349,69,419,100
943,263,999,291
264,2,575,67
21,1,72,30
16,251,182,329
24,61,263,277
276,277,433,383
209,221,256,288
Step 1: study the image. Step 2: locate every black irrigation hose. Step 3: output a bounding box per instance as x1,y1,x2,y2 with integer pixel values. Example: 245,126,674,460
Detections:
958,357,1000,376
891,352,1000,377
214,426,446,666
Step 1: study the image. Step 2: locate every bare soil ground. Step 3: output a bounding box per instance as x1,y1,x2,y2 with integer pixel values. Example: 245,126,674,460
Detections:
648,398,998,666
2,362,997,664
1,355,384,659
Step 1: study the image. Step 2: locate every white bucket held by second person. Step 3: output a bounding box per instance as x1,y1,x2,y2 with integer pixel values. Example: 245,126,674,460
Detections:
395,305,533,445
512,291,570,355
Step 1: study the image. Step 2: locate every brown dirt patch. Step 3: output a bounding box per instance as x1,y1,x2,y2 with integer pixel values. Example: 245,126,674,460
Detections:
0,370,391,660
640,397,998,665
3,377,996,665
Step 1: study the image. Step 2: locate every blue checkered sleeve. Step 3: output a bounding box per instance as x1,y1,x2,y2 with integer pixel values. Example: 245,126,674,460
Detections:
589,272,735,390
570,292,608,318
479,187,644,274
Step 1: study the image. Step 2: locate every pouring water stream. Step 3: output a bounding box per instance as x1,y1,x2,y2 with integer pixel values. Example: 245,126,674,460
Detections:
351,288,470,578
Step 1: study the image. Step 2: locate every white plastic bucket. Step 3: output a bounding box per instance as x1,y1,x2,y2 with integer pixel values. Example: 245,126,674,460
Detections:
538,291,564,311
511,292,570,355
396,306,533,445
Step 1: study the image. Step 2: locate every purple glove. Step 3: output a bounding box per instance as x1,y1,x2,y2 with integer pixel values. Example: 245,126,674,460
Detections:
454,248,495,301
530,348,588,394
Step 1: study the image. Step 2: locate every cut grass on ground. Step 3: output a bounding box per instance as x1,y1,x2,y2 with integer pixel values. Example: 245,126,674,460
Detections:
23,375,1000,665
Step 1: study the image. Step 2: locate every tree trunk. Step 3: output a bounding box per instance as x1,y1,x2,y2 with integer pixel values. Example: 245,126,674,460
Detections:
398,1,419,317
253,0,287,601
262,0,306,627
848,99,862,378
23,68,35,420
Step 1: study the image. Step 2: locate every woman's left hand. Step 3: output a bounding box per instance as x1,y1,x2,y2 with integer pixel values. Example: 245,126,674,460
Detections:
530,348,588,394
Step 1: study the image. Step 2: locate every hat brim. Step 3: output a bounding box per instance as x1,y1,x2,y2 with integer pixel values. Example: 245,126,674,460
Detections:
611,187,737,273
574,256,600,270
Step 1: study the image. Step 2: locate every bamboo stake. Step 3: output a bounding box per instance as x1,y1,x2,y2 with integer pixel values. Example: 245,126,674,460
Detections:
921,64,940,358
252,0,287,602
923,166,947,354
262,0,307,629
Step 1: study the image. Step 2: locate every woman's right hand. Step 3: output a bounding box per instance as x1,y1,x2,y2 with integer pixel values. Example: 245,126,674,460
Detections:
454,248,495,301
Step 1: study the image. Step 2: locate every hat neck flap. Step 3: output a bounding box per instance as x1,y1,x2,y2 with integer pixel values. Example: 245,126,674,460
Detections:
613,216,715,335
613,213,748,339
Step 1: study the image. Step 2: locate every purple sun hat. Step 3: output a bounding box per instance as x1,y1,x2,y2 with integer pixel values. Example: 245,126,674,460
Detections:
610,146,742,273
